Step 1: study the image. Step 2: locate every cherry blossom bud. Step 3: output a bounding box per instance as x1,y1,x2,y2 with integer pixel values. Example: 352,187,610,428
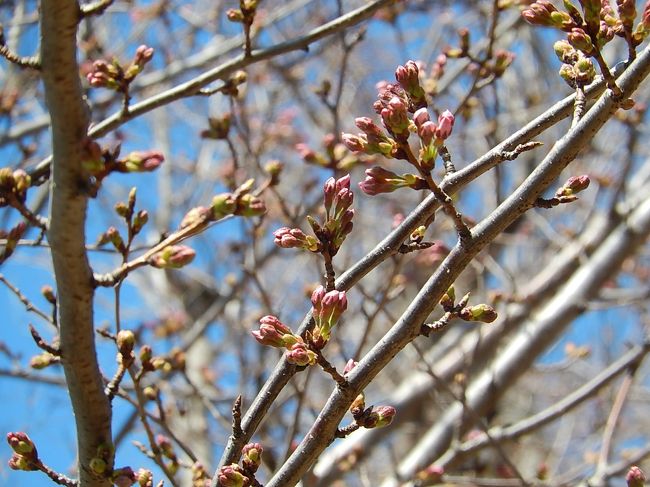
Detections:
136,469,153,487
226,9,245,22
8,453,38,471
273,227,320,252
626,466,646,487
202,113,232,139
234,193,266,217
493,49,515,77
553,40,577,63
343,359,358,375
149,245,196,269
349,393,365,414
132,210,149,234
355,117,384,136
341,132,367,153
567,28,593,54
359,166,420,195
211,193,237,219
241,442,263,472
7,432,37,458
113,466,137,487
121,151,164,172
41,285,56,304
156,435,176,460
364,405,396,428
417,465,444,482
251,315,298,348
435,110,455,140
556,175,590,197
413,107,430,128
218,464,249,487
117,330,135,357
459,303,498,323
395,60,426,107
285,342,317,366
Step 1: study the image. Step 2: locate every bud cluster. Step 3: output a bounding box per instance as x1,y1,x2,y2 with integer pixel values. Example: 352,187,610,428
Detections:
251,315,317,366
438,285,499,324
274,175,354,257
523,0,650,57
342,60,457,195
215,441,263,487
7,432,40,471
86,44,154,92
308,285,348,349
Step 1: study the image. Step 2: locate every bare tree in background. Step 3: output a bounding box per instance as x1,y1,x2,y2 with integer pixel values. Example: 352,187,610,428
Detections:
2,1,650,486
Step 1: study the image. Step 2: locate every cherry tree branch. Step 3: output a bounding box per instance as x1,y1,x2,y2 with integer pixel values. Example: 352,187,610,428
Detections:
40,1,113,485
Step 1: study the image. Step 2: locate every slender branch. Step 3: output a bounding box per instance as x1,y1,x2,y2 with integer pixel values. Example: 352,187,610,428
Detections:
0,275,53,324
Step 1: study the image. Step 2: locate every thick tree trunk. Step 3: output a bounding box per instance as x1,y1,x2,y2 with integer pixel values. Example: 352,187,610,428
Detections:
41,2,113,485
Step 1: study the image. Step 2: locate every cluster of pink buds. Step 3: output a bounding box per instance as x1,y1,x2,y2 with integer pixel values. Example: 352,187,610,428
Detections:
627,466,646,487
523,0,650,59
251,316,316,366
309,285,348,348
217,464,250,487
274,175,354,257
86,45,154,92
7,432,39,471
343,60,458,198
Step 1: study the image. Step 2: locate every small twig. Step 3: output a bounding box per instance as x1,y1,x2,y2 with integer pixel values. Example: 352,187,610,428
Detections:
36,461,78,487
334,422,360,439
29,325,60,355
595,364,639,477
439,145,456,175
0,45,40,70
231,395,244,440
592,49,623,99
315,351,347,387
104,363,128,401
0,275,53,324
322,251,336,292
80,0,115,17
420,311,454,336
571,86,586,128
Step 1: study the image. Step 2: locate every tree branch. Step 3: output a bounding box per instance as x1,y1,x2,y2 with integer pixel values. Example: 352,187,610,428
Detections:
40,1,113,485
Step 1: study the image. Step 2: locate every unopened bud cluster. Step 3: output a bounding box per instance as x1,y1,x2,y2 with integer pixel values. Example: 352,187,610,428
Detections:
7,432,40,471
554,40,597,87
522,0,650,60
0,167,31,205
307,285,348,349
438,285,498,324
87,45,154,92
216,441,264,487
274,174,354,257
251,315,316,366
341,60,457,196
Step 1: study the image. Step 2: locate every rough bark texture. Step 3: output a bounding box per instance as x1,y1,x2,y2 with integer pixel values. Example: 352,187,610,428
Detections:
41,2,113,485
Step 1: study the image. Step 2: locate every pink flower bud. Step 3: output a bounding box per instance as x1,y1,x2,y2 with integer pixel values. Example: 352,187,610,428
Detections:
113,466,137,487
286,342,317,366
217,464,249,487
7,432,37,458
343,358,358,375
413,107,430,128
364,405,396,428
627,466,646,487
435,110,455,140
234,193,266,217
149,245,195,269
241,442,263,472
341,133,368,153
121,151,164,172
